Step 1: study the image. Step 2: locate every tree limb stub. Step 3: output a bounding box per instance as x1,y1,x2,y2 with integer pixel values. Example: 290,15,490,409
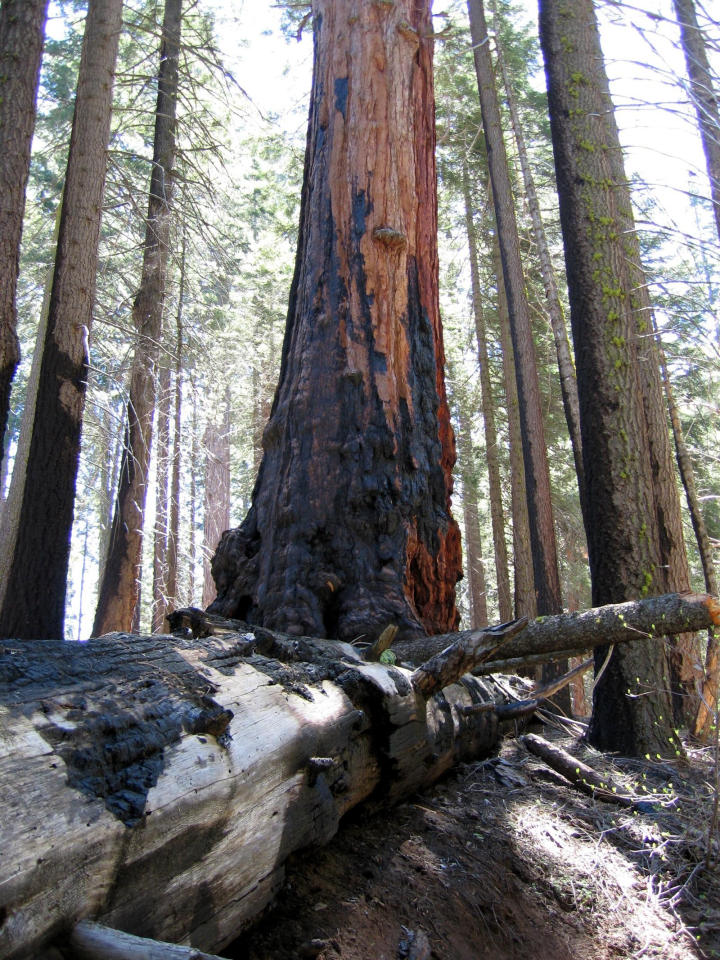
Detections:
409,617,528,698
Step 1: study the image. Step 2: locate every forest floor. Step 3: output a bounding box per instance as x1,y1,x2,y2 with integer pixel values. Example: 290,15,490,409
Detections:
228,720,720,960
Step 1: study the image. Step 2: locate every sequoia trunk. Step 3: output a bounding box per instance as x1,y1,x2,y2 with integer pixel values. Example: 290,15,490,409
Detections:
210,0,461,643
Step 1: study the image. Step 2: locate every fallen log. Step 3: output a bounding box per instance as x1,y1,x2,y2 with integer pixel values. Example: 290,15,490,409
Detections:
0,592,717,960
522,733,638,808
0,628,519,960
394,592,720,670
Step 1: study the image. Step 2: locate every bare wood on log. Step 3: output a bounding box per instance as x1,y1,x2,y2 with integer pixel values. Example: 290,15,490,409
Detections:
523,733,636,808
69,921,228,960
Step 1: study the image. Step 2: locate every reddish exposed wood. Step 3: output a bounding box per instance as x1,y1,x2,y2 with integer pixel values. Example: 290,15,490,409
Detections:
210,0,461,644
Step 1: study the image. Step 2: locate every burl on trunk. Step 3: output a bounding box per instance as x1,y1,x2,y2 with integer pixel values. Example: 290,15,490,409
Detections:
210,0,461,643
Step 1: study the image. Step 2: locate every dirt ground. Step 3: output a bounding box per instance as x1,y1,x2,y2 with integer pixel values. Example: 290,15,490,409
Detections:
228,721,720,960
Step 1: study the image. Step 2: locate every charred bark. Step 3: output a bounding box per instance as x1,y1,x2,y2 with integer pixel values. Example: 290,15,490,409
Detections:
210,0,461,644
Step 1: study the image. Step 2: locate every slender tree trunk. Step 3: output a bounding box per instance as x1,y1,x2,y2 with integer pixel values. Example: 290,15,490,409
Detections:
456,405,488,628
93,0,182,636
673,0,720,244
491,10,586,522
467,0,564,629
462,161,512,622
539,0,690,753
0,0,49,475
151,361,171,632
491,229,535,620
0,0,121,640
165,312,183,615
188,389,198,606
201,412,231,609
209,0,461,643
656,324,719,735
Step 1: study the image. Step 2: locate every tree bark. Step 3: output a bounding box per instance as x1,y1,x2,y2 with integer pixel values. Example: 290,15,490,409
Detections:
462,162,512,622
539,0,692,753
0,0,122,639
210,0,461,644
93,0,182,636
2,592,716,960
0,0,49,475
673,0,720,245
467,0,564,634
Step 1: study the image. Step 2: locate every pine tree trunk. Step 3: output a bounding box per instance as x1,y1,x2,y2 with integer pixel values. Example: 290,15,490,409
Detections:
188,391,199,606
0,0,49,475
656,324,719,735
93,0,182,636
467,0,564,631
491,12,586,521
0,0,121,640
209,0,461,643
166,339,183,615
152,362,172,632
456,406,488,628
539,0,687,754
491,228,535,620
673,0,720,244
201,415,231,609
462,162,512,622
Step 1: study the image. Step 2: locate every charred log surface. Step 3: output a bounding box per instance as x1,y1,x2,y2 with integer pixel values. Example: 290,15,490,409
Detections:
0,633,233,825
209,0,461,645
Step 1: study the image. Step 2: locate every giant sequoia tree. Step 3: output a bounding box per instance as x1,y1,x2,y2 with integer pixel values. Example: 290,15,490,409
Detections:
209,0,461,643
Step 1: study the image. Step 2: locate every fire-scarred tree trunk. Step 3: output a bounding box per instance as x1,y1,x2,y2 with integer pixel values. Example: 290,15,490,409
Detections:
210,0,461,643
